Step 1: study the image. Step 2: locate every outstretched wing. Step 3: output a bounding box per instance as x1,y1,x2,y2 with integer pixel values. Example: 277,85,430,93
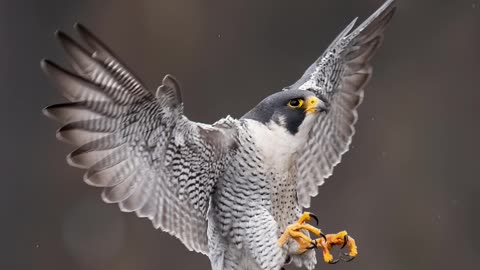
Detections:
42,24,237,254
284,0,396,208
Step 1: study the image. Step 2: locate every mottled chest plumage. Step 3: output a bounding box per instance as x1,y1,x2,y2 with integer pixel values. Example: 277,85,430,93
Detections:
211,120,303,235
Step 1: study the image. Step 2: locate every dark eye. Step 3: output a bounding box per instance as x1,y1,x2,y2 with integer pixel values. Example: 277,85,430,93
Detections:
287,98,304,108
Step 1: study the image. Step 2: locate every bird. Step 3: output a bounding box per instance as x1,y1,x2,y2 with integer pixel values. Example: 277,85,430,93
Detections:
41,0,395,269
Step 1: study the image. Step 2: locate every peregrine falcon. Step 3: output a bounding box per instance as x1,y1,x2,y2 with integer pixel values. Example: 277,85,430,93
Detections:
42,0,395,269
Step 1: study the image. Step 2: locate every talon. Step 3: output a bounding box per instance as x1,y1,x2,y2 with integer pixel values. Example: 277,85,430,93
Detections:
307,239,317,250
341,253,355,262
320,232,327,242
284,255,293,265
340,234,348,249
309,212,319,225
328,259,339,264
317,231,358,264
276,212,325,254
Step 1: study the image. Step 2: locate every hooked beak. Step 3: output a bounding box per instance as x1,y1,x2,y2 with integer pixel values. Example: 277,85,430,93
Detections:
304,96,330,113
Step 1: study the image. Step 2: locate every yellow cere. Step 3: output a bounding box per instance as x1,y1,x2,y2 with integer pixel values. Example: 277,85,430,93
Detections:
304,96,320,113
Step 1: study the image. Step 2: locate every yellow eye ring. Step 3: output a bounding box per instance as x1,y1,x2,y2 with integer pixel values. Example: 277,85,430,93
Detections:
287,98,304,108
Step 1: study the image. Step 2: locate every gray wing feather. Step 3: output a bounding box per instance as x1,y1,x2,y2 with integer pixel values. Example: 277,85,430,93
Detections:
42,25,237,254
285,0,396,208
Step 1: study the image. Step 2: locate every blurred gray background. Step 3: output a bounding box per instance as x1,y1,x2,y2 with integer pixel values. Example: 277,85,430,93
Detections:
1,0,479,269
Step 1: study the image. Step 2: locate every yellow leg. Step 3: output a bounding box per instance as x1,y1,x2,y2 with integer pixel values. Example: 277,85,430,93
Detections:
277,212,358,262
277,212,322,254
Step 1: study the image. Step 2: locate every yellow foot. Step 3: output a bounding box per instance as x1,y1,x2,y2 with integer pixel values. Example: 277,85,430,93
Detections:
277,212,324,254
315,230,358,264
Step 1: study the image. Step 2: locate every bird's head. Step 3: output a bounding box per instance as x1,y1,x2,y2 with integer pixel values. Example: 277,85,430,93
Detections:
242,90,329,135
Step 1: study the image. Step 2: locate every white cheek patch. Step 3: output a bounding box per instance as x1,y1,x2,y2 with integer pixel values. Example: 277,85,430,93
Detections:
245,118,316,171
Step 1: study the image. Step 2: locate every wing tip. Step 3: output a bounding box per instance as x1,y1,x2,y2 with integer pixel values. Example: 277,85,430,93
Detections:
66,152,89,169
40,58,53,73
74,22,93,43
346,0,396,41
54,126,71,144
335,0,396,41
40,58,66,78
73,22,107,55
42,104,58,120
40,59,69,85
345,17,359,34
73,22,83,30
54,29,66,40
74,22,90,36
366,0,397,28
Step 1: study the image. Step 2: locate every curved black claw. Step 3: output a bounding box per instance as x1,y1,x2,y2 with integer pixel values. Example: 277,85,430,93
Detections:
284,255,293,265
340,235,348,249
307,239,317,250
320,232,327,242
340,252,356,262
308,213,319,225
328,259,340,264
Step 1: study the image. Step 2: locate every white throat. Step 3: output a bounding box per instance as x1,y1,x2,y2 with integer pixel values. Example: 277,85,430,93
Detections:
245,115,316,170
